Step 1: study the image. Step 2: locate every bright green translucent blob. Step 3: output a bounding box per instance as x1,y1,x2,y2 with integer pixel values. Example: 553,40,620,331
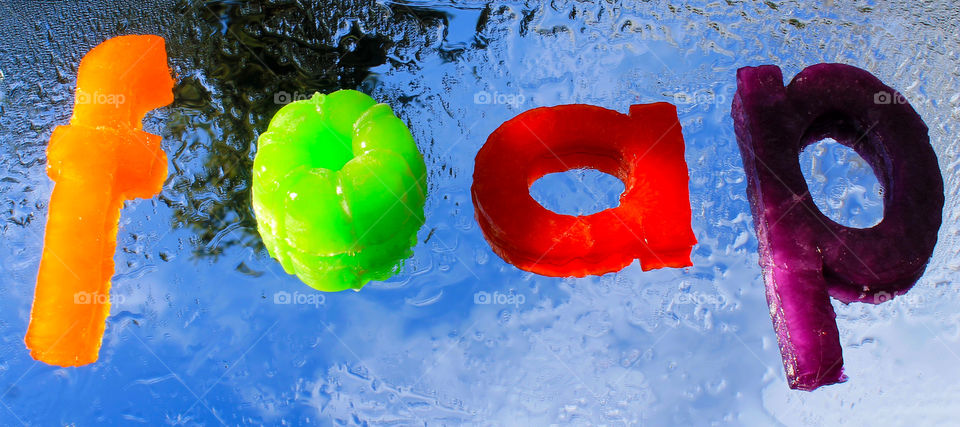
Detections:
341,150,422,247
282,169,354,255
252,90,427,292
253,133,309,193
289,252,359,293
324,90,377,138
267,96,354,170
354,105,428,186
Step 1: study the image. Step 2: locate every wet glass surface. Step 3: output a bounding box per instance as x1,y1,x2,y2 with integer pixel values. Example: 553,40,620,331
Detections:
1,0,959,424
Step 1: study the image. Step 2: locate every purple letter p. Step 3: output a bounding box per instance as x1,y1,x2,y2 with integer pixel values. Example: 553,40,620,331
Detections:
732,63,944,390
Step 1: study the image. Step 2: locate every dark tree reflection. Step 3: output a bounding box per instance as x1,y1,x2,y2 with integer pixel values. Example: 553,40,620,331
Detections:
158,0,443,259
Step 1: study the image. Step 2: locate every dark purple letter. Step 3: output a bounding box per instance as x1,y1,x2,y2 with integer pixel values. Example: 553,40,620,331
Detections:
732,63,944,390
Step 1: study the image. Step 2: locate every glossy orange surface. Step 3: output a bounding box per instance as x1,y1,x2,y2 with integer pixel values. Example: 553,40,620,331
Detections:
25,35,174,367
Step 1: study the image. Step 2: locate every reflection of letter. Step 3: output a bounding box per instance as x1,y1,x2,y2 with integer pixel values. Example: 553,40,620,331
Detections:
731,64,944,390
